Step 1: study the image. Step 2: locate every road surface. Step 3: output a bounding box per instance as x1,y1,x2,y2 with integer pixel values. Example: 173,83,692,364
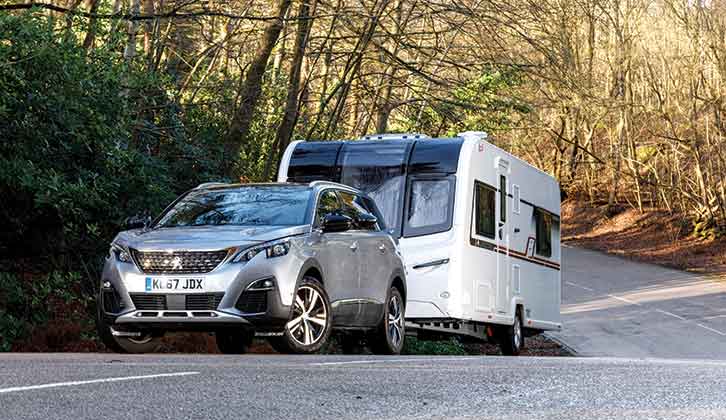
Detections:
1,353,726,420
3,247,726,419
551,246,726,359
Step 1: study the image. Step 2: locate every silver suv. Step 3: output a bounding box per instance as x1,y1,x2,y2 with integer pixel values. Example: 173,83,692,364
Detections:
96,182,407,354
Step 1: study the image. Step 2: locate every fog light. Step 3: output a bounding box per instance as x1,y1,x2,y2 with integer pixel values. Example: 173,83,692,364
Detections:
247,278,275,291
103,281,112,289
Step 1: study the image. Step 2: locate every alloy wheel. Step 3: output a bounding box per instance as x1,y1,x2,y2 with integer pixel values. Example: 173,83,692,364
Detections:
287,285,328,346
513,316,522,350
387,294,404,348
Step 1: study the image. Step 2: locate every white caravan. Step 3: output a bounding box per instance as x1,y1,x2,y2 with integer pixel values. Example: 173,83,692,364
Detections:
277,132,561,355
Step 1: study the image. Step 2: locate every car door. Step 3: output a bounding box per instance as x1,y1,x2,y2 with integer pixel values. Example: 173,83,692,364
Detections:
311,189,361,323
337,190,389,325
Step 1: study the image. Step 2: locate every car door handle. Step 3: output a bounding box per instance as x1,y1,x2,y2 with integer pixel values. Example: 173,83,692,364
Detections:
378,243,386,253
350,242,358,251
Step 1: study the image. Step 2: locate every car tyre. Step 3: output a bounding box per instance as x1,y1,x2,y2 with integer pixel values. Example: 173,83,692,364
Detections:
268,277,332,354
96,294,161,353
216,330,252,354
499,307,524,356
371,286,405,355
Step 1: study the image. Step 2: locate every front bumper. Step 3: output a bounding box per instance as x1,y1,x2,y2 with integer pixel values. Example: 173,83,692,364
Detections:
100,249,302,333
105,286,290,332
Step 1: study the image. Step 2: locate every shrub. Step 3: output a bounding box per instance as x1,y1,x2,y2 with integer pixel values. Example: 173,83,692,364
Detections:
0,13,231,349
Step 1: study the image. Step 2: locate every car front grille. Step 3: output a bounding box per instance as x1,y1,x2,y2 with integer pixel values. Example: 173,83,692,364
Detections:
130,293,167,310
235,291,267,314
185,293,224,310
131,249,229,274
130,293,225,311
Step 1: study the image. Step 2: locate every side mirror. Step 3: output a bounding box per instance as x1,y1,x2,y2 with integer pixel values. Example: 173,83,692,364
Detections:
124,214,151,230
321,214,352,233
356,213,378,230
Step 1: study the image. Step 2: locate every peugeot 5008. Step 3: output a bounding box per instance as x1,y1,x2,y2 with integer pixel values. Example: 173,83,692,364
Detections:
97,182,407,354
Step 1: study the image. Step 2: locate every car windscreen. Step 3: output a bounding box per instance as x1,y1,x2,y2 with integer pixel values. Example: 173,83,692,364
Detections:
154,186,313,227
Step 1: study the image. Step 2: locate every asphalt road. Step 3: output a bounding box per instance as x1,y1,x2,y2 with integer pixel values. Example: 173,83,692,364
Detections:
3,246,726,419
1,353,726,420
551,246,726,359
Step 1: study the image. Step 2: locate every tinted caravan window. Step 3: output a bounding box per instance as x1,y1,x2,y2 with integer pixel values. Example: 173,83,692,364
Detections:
408,138,464,174
475,182,496,239
535,208,553,257
499,175,507,223
403,176,455,237
287,142,342,183
337,141,413,236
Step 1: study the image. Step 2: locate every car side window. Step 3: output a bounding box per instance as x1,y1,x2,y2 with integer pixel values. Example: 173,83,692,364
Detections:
338,191,378,231
316,190,341,226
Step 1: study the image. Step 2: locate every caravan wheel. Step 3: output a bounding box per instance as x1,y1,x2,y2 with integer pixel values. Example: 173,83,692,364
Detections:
499,308,524,356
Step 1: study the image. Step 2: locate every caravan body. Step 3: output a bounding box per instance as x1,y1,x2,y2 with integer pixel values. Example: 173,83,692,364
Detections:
278,132,561,336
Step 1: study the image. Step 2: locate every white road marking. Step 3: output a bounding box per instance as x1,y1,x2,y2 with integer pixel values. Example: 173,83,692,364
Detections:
695,323,726,336
565,281,594,291
565,280,726,337
310,357,479,366
655,309,687,321
607,294,639,305
0,371,199,395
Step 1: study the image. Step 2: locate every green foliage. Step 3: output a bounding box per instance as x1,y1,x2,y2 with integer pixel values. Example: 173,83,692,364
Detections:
0,271,84,351
402,336,468,355
0,13,234,349
240,71,288,181
397,67,528,136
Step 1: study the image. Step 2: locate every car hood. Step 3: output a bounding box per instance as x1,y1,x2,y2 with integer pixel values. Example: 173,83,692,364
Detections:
114,225,309,252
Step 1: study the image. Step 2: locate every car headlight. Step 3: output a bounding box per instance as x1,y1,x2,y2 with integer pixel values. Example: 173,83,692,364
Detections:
110,243,132,263
232,239,290,263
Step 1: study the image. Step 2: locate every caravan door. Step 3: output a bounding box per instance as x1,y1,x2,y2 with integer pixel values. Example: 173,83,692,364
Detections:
496,160,511,314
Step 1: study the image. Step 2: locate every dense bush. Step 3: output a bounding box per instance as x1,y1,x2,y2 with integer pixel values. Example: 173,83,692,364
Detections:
0,13,234,349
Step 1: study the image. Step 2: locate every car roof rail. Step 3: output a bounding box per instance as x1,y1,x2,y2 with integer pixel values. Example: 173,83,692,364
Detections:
359,133,430,141
309,180,360,192
194,182,228,190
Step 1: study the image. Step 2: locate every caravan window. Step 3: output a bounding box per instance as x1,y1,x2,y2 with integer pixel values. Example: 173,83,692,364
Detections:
535,208,553,257
499,175,507,223
338,141,411,236
474,182,496,239
404,177,454,237
512,184,521,214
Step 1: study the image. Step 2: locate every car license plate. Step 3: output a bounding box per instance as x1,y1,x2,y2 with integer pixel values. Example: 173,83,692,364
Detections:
145,277,205,292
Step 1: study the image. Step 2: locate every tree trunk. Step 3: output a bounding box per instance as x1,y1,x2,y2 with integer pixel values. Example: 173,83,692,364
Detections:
264,0,316,180
223,0,293,178
82,0,100,49
142,0,155,67
124,0,141,62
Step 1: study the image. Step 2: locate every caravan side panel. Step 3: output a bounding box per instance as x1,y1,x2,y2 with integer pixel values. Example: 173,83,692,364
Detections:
456,138,561,330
